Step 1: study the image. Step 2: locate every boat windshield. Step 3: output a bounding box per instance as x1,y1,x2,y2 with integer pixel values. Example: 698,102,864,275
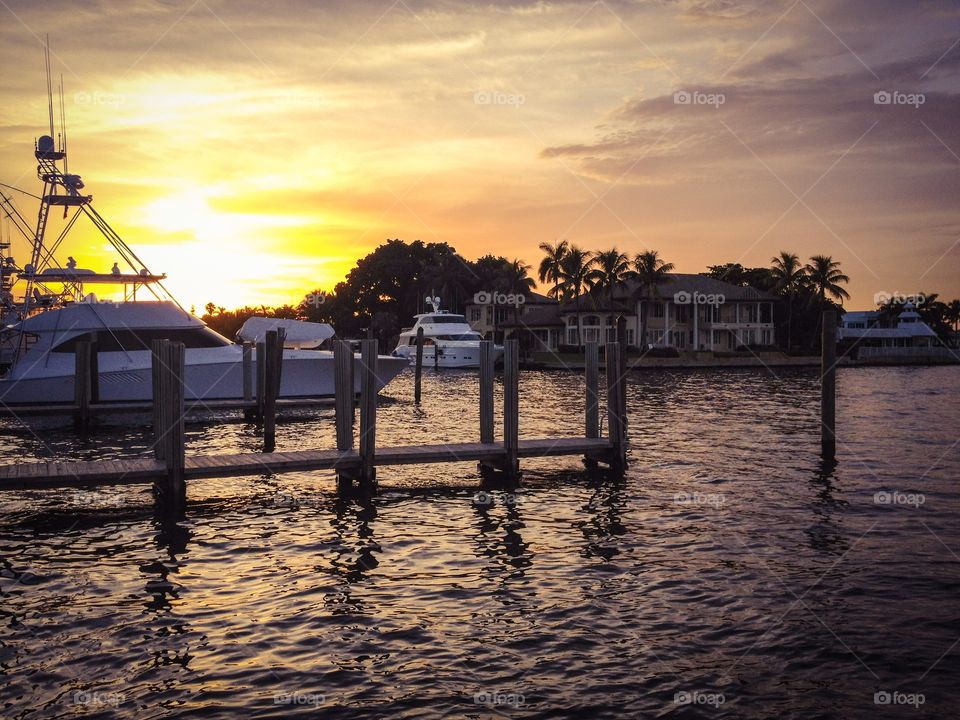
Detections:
434,333,481,341
51,327,231,353
423,315,466,324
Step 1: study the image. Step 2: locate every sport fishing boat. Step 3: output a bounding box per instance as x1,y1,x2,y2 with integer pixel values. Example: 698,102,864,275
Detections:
0,55,406,404
392,296,502,368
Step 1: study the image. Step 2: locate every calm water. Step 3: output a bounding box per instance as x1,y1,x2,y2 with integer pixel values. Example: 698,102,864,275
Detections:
1,365,958,718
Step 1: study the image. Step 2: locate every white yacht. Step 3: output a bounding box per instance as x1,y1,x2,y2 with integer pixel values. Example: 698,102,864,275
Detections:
393,296,502,368
0,74,406,404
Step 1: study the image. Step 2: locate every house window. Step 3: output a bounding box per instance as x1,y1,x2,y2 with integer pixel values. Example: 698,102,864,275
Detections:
626,329,635,346
567,328,579,345
584,315,600,326
707,305,721,323
675,305,688,323
470,308,481,322
651,302,665,318
673,331,686,348
760,303,772,323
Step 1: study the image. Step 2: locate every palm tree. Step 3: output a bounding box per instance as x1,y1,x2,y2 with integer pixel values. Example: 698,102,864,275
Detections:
504,258,536,324
538,240,568,300
805,255,850,306
946,299,960,347
632,250,675,348
588,249,632,312
557,245,593,347
770,251,806,351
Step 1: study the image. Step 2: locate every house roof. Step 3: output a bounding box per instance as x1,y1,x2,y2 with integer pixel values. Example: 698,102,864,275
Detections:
500,304,564,327
618,273,778,301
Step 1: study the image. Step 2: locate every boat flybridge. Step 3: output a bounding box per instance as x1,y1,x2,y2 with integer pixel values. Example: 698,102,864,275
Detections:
0,51,406,404
392,296,503,368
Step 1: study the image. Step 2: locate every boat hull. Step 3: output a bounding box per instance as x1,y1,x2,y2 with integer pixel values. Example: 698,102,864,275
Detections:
392,344,502,369
0,347,408,404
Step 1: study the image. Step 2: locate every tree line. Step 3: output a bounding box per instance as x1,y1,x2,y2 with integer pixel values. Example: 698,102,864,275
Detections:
201,238,960,350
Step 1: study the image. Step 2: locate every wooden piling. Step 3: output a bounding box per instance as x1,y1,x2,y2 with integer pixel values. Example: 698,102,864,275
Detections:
605,342,626,471
821,310,837,460
151,340,164,459
153,340,186,515
479,340,495,443
585,342,599,439
88,339,100,404
358,338,378,492
263,329,285,451
255,341,266,421
502,338,519,476
334,338,354,492
414,326,424,403
73,340,92,431
242,342,253,417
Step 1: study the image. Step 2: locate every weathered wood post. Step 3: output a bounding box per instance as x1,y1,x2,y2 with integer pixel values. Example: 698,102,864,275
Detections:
616,314,627,429
241,342,253,418
263,329,285,452
73,340,92,431
821,310,837,460
255,341,266,421
334,338,355,492
151,339,165,461
502,338,520,476
605,342,626,472
88,339,100,404
358,338,378,493
479,340,495,443
414,326,424,403
584,341,600,469
154,341,186,515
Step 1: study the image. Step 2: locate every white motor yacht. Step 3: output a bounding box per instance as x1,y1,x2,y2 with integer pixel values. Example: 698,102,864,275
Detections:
392,296,502,368
0,75,406,404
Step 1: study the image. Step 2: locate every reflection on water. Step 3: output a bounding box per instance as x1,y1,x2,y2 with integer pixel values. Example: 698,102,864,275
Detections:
1,365,959,718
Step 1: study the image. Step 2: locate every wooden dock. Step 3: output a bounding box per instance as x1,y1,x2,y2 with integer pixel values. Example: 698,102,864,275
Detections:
0,336,629,512
0,437,611,491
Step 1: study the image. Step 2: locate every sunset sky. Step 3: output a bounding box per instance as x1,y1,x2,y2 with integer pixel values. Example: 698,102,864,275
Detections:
1,0,958,311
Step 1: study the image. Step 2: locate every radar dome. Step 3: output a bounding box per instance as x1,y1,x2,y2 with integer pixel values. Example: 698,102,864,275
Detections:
37,135,55,153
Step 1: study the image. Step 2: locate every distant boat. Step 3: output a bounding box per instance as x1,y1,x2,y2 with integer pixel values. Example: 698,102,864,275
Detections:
392,296,502,368
0,58,406,403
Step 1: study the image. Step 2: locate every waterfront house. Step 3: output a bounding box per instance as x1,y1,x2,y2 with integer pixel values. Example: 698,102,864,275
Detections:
487,273,777,352
838,303,952,359
465,290,557,343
